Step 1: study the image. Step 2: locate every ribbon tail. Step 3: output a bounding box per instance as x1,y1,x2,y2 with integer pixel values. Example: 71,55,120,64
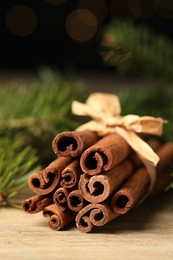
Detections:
115,127,158,192
141,162,157,192
115,127,159,166
135,162,157,205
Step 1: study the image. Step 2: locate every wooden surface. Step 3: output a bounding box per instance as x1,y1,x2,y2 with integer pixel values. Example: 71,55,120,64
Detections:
0,189,173,260
0,72,173,259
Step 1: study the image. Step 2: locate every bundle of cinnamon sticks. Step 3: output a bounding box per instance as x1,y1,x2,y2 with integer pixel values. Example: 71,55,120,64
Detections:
22,130,173,233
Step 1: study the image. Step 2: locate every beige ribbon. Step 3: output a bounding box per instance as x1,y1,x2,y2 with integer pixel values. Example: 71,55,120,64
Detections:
72,92,166,195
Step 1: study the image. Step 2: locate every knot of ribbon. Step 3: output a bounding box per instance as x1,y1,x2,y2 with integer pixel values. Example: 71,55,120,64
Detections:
72,92,166,195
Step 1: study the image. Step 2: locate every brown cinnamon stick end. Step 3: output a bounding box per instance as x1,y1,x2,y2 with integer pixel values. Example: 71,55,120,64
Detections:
22,195,53,214
80,147,110,175
52,130,99,157
78,173,111,204
28,167,60,195
43,204,75,231
60,160,82,188
53,187,69,211
67,190,86,212
80,133,131,175
111,192,132,214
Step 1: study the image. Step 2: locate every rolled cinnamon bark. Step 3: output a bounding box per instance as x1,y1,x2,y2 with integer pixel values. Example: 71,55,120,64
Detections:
111,142,173,214
80,133,131,175
52,130,98,157
67,189,87,212
149,142,173,197
60,159,83,188
22,194,53,214
78,159,134,203
43,204,75,231
28,156,72,195
75,202,119,233
53,187,70,211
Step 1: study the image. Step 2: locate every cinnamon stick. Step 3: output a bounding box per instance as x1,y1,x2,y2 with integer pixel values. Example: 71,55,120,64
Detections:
67,189,87,212
149,142,173,197
22,194,53,214
60,159,83,188
28,156,72,195
111,142,173,214
80,133,131,175
78,159,134,203
53,187,70,211
43,204,75,231
52,130,99,157
75,201,119,233
78,138,161,204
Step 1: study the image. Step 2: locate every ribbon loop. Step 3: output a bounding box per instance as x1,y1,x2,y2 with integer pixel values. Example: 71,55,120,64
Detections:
72,92,166,193
86,92,121,117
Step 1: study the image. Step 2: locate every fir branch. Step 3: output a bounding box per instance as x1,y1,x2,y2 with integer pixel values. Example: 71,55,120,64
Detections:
113,87,173,197
101,20,173,82
0,68,84,164
0,68,85,207
117,87,173,142
0,135,40,207
0,69,82,123
101,20,173,197
0,112,78,131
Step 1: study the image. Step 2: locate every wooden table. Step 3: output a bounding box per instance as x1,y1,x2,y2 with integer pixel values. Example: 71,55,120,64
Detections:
0,189,173,260
0,72,173,259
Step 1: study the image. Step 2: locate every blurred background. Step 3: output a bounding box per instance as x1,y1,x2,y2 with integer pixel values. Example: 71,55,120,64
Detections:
1,0,173,74
1,0,173,207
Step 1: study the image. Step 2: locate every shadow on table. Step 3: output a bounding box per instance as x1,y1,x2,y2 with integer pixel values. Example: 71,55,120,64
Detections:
92,190,173,234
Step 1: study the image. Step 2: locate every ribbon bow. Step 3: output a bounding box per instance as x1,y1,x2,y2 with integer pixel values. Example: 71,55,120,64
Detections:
72,92,166,193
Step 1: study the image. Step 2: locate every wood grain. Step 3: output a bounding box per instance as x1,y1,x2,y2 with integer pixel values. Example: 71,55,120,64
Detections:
0,72,173,259
0,190,173,260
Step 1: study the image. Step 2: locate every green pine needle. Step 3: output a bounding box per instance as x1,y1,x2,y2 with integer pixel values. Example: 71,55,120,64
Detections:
0,67,85,207
0,135,40,207
101,20,173,195
101,20,173,82
0,68,82,129
0,68,85,165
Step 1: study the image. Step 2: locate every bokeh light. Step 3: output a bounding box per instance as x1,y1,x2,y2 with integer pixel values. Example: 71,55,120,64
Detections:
6,5,37,37
65,9,98,42
45,0,67,6
78,0,108,24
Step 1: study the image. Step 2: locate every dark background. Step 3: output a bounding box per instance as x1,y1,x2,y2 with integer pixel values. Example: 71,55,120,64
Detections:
1,0,173,72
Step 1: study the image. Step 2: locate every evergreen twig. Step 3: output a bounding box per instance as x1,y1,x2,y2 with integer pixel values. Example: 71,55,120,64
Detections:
101,20,173,82
118,87,173,142
0,68,84,207
0,135,39,207
101,20,173,195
